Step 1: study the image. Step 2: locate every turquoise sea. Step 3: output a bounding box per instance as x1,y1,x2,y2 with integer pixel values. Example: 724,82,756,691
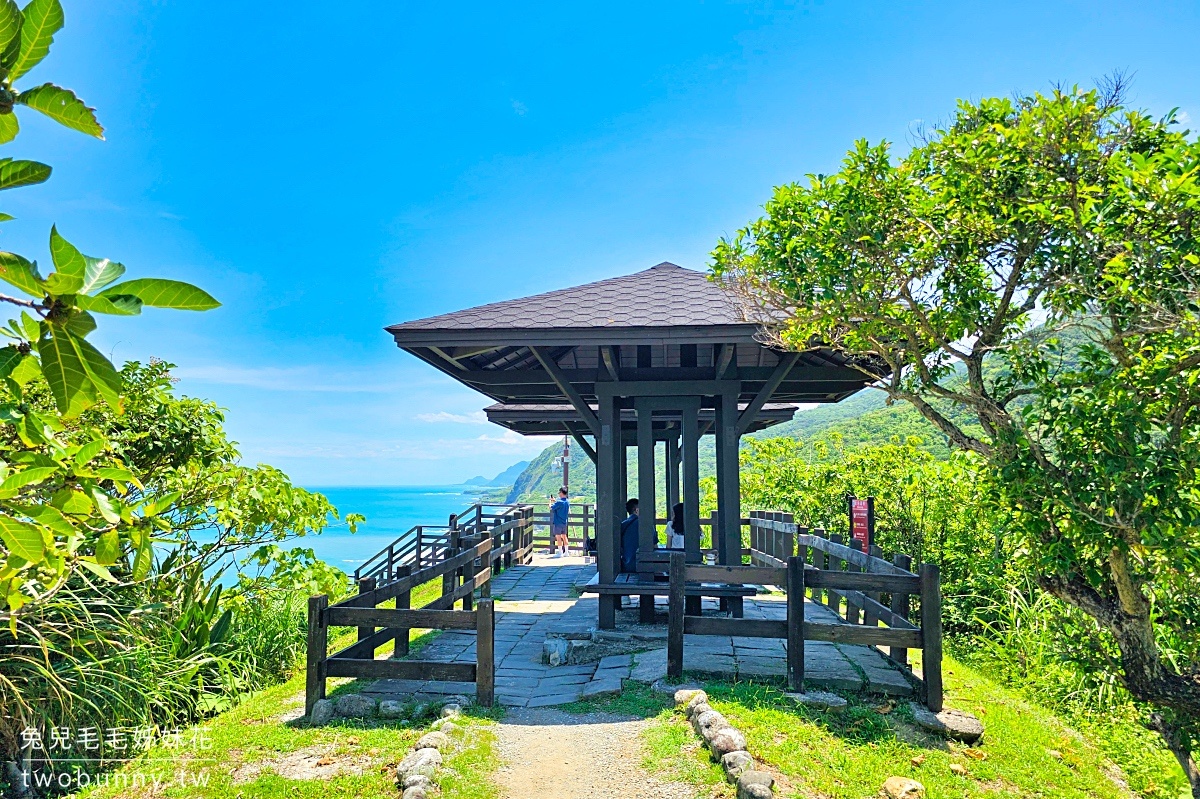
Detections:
297,486,489,573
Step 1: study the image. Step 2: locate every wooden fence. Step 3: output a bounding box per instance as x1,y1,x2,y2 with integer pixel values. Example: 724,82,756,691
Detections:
743,510,943,710
308,505,534,712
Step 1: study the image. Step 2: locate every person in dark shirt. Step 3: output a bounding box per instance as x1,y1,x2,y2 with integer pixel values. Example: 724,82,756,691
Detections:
620,498,639,573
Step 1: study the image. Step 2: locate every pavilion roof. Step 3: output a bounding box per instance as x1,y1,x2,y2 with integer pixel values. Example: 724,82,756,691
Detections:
483,402,798,436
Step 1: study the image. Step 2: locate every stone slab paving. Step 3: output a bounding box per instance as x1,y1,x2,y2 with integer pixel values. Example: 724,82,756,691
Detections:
361,557,915,708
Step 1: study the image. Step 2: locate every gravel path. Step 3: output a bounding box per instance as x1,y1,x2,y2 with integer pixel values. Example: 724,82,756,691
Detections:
493,707,698,799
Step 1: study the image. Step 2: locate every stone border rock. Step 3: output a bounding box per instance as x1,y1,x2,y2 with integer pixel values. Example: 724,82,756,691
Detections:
674,689,775,799
395,698,469,799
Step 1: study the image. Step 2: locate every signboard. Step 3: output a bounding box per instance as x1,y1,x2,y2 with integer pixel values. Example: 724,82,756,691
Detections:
848,495,874,550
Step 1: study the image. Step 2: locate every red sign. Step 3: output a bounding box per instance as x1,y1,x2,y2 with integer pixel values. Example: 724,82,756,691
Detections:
850,498,871,549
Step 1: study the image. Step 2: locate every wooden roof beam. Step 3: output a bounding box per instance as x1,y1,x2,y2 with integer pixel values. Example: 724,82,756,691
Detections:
737,352,800,435
531,347,601,437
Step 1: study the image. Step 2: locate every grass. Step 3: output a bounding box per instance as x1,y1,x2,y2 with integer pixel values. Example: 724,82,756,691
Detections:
564,656,1186,799
70,619,500,799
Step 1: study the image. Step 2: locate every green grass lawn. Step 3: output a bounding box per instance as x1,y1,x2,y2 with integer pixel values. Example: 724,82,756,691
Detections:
71,576,497,799
569,655,1187,799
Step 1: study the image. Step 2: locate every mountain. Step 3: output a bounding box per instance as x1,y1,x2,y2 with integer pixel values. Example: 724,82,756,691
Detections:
461,460,531,488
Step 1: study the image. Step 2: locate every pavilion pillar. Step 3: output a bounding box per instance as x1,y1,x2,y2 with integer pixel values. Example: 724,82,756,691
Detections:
635,398,657,623
715,390,744,616
681,400,702,616
596,392,618,629
665,432,680,513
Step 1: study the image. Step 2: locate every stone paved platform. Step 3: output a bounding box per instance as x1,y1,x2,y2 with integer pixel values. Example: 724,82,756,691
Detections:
361,557,915,707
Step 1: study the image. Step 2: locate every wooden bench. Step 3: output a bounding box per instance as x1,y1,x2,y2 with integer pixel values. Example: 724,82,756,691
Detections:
581,572,757,618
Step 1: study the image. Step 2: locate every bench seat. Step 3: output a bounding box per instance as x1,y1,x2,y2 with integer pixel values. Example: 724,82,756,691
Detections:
581,573,758,598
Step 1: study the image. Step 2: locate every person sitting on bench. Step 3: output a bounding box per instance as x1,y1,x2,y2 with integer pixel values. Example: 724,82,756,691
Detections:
620,498,639,573
663,502,685,550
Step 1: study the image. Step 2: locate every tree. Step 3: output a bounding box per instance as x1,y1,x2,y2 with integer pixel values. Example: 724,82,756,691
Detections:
712,83,1200,791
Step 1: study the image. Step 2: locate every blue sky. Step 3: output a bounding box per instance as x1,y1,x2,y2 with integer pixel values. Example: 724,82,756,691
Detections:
4,1,1197,486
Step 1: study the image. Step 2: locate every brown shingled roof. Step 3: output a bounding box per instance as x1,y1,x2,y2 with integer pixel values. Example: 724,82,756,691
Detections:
387,262,745,334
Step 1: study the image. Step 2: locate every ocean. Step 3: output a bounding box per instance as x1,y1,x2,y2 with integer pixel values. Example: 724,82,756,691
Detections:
297,486,489,574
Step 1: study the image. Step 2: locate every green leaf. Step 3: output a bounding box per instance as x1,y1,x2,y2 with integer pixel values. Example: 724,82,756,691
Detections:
75,334,121,411
63,309,94,337
95,466,138,485
94,528,119,565
78,255,125,294
98,278,219,311
16,83,103,139
0,344,21,378
0,250,42,296
50,487,91,514
75,291,141,316
0,464,55,494
77,558,116,582
36,325,94,416
131,534,151,580
9,351,37,384
140,490,180,517
13,502,73,536
9,0,61,80
89,486,120,524
72,437,105,467
0,112,18,145
0,0,21,70
48,224,84,280
0,514,44,561
0,213,13,222
0,157,50,190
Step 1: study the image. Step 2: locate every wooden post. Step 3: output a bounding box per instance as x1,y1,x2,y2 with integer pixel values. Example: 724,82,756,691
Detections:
416,526,424,569
667,551,685,679
812,527,826,605
596,393,618,629
636,398,657,624
890,553,912,666
919,563,944,712
787,555,805,692
681,402,701,565
582,503,591,556
305,594,328,716
826,533,842,612
393,565,411,658
864,544,884,626
476,597,495,707
846,540,862,625
443,523,460,601
356,577,377,646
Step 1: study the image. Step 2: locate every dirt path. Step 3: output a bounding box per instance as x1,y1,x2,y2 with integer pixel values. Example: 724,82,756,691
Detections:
493,707,698,799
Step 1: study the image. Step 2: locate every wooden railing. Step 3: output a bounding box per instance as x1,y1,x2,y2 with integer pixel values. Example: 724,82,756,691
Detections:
743,510,943,710
308,505,535,712
528,504,594,553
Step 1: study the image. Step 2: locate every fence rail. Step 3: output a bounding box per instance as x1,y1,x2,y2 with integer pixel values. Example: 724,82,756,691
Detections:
730,510,943,710
307,505,534,713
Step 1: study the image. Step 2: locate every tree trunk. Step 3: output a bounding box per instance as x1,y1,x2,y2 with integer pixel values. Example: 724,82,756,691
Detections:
1040,572,1200,795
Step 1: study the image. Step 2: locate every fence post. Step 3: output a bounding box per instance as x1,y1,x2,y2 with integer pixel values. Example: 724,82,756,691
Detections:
787,555,805,693
890,553,912,666
305,594,329,716
476,597,495,708
583,503,591,555
826,532,842,612
443,521,460,600
846,540,862,625
393,565,411,658
416,526,424,569
667,551,685,679
356,577,377,647
919,562,944,712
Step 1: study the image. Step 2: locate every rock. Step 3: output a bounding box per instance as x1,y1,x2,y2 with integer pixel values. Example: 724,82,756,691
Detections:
410,702,430,721
379,700,407,720
333,693,377,718
737,770,775,799
567,638,599,663
543,638,569,666
440,703,462,718
674,687,705,710
402,774,433,790
685,692,710,716
695,709,731,739
687,702,712,722
431,719,458,735
949,763,968,776
415,732,450,751
442,694,471,707
401,787,428,799
708,728,747,760
908,704,985,744
395,748,442,781
785,691,848,712
721,750,754,783
309,699,334,726
882,776,925,799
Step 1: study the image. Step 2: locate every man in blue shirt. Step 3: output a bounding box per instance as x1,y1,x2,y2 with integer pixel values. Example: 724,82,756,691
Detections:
620,498,639,573
549,487,570,555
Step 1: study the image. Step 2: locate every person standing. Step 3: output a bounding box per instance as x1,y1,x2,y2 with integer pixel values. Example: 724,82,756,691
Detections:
664,502,685,549
620,498,640,573
549,487,570,555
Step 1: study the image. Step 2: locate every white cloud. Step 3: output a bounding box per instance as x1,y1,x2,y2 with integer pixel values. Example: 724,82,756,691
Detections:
1177,110,1192,126
416,410,489,424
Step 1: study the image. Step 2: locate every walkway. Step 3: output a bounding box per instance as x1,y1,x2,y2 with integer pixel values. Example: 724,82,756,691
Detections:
361,558,915,707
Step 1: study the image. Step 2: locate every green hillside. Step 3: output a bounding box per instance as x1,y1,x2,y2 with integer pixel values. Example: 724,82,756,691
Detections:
505,389,954,504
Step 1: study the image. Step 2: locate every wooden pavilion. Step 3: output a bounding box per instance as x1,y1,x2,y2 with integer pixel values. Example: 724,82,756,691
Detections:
387,262,882,629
